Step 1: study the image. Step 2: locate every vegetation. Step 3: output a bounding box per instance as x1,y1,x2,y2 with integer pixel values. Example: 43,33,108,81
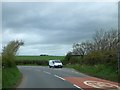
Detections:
2,40,24,68
15,56,65,61
0,69,1,89
15,56,65,65
66,64,118,82
0,56,2,89
64,29,119,82
2,67,21,88
2,40,24,88
64,29,119,67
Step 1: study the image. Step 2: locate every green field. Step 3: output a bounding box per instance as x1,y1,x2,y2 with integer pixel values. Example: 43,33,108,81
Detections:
15,56,65,61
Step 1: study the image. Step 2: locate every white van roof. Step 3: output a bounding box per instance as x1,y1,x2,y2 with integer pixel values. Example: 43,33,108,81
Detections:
49,60,60,61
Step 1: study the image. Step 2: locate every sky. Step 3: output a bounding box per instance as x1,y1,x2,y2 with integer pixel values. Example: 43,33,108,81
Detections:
1,2,118,56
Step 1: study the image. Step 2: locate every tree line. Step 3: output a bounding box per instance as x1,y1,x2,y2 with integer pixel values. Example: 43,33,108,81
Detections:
64,29,119,69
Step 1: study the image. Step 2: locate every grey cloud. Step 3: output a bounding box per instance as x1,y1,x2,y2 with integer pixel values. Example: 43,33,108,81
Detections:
2,2,118,55
3,2,117,30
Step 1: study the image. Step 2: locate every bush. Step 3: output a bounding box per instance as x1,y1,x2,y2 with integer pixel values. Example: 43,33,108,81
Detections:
2,40,24,88
63,55,82,65
83,50,117,69
2,40,24,68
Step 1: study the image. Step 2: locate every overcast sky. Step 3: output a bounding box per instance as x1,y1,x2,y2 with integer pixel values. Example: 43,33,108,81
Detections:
1,2,118,56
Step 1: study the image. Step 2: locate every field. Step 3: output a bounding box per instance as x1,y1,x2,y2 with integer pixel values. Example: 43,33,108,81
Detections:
15,56,65,61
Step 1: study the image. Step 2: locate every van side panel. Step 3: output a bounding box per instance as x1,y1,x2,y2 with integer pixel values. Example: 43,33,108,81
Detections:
49,60,54,67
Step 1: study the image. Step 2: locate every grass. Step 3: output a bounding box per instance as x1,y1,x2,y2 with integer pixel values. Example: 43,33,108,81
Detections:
65,64,118,82
15,55,118,82
15,56,65,61
0,56,2,89
0,68,2,89
2,67,21,88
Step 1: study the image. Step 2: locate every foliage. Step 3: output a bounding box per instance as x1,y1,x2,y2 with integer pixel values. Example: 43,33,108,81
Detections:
2,67,21,88
64,29,119,69
15,56,65,61
83,50,117,66
63,52,72,64
2,40,24,89
66,64,118,82
63,29,119,83
0,56,1,68
2,40,24,68
0,67,1,89
15,56,65,65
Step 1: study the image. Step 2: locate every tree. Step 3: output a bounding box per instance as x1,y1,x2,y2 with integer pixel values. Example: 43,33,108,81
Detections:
2,40,24,68
72,41,94,58
67,29,119,66
64,51,73,64
92,29,119,51
72,43,85,57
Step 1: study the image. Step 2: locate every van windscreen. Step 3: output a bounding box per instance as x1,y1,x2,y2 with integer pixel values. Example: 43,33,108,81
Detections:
54,60,61,63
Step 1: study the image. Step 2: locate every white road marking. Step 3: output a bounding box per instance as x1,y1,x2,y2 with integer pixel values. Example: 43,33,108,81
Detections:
74,84,84,90
43,71,51,75
54,75,65,81
84,80,120,89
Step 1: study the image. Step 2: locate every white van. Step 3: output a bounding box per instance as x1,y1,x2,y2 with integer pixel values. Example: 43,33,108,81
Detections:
49,60,63,68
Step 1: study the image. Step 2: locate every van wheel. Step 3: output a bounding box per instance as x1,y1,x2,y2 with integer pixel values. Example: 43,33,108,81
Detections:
49,66,51,68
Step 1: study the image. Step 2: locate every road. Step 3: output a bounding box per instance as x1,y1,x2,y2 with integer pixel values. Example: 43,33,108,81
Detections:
17,66,120,90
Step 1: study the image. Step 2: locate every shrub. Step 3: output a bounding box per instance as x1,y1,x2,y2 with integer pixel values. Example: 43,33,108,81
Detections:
83,50,117,67
2,40,24,68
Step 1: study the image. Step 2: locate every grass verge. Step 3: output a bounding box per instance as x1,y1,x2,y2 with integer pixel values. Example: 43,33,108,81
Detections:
65,64,118,82
0,68,2,89
2,67,21,88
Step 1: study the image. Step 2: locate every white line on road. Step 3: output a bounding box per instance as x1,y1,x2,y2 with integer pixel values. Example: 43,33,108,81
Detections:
74,84,84,90
54,75,65,81
43,71,51,75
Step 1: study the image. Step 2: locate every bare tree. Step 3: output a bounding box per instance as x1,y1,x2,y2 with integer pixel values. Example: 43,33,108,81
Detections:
72,42,86,57
92,29,119,51
71,29,119,57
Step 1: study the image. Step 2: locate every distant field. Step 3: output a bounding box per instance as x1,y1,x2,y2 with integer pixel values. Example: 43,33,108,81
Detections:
15,56,65,61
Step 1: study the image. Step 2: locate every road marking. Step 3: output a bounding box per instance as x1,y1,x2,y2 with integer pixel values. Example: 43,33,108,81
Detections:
84,80,120,89
54,75,65,81
74,84,83,90
43,71,51,75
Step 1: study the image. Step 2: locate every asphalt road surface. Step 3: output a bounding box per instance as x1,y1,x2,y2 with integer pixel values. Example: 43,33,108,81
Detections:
17,66,120,90
17,66,88,89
